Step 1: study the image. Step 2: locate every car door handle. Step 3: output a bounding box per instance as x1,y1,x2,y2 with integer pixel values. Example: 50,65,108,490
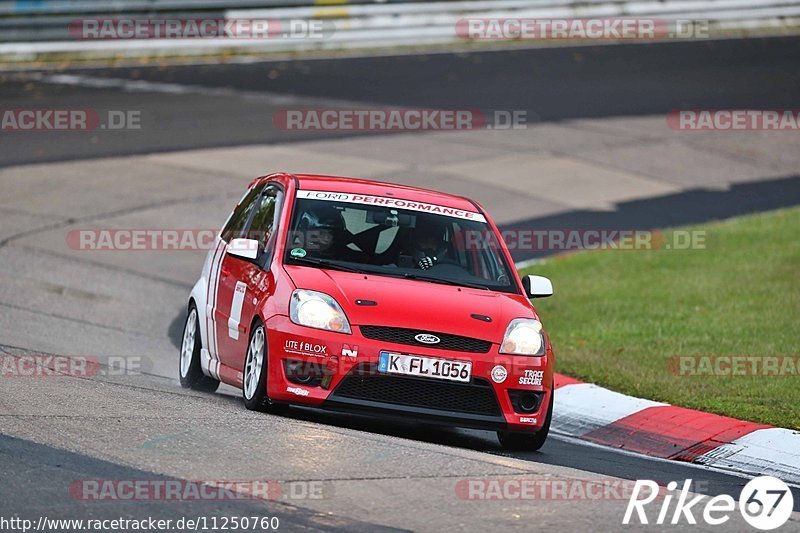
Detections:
221,267,230,278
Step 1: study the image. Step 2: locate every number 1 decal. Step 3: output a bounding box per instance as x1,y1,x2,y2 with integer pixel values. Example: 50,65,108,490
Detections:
228,281,247,340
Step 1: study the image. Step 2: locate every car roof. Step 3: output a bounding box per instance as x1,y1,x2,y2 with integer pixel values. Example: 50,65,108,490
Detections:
292,174,480,213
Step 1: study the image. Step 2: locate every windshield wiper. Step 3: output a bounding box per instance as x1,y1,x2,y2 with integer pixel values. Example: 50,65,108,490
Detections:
401,273,489,291
289,256,371,274
290,258,490,289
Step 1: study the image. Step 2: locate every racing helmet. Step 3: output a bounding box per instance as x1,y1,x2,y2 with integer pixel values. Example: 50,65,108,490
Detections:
296,204,346,254
412,217,449,254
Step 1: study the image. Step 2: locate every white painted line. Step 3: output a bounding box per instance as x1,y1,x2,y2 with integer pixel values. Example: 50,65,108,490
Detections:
552,382,667,437
20,72,368,109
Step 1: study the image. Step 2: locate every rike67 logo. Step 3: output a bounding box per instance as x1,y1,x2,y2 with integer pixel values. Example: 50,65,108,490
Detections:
624,476,794,530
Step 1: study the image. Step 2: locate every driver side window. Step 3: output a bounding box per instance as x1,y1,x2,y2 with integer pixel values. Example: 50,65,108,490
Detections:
244,186,282,257
220,183,266,243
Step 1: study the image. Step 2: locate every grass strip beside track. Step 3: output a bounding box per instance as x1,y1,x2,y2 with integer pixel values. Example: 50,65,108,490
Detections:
520,207,800,429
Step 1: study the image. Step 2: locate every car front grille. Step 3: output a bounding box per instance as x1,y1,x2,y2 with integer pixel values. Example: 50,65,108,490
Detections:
359,325,492,353
331,363,501,416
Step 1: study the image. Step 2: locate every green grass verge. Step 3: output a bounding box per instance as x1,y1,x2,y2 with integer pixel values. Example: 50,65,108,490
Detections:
520,207,800,429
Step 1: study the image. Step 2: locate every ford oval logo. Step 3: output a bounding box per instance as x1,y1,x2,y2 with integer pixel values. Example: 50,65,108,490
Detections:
414,333,440,344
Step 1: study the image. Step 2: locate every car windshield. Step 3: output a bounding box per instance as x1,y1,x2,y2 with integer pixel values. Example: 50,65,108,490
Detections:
284,194,517,293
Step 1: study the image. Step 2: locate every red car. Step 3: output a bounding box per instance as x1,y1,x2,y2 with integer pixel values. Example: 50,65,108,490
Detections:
179,173,555,449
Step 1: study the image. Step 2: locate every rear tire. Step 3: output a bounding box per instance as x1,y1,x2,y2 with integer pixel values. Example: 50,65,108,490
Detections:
179,303,220,393
497,385,553,451
242,320,287,413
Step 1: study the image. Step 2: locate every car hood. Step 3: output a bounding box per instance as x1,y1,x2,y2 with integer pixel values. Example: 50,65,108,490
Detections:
284,265,537,343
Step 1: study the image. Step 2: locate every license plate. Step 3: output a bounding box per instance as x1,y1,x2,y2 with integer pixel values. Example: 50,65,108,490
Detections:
378,351,472,383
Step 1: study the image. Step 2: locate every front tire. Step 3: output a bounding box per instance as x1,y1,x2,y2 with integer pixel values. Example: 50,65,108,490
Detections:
179,303,220,393
242,320,287,413
497,386,553,451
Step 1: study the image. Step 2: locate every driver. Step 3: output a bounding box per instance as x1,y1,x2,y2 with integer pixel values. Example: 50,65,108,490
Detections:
296,205,346,258
408,219,449,270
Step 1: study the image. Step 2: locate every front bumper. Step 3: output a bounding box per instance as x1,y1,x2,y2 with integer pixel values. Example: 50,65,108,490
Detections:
264,315,553,432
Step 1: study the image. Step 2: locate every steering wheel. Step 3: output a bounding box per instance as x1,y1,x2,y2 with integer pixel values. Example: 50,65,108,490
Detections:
426,261,468,275
431,257,460,266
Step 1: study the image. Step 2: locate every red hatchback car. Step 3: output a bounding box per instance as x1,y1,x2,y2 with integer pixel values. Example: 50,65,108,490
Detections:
180,173,555,449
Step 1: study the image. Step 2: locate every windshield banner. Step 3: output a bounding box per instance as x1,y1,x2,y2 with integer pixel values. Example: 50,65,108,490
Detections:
296,190,487,223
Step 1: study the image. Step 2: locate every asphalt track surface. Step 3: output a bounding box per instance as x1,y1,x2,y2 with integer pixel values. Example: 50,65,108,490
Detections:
1,36,799,167
1,36,800,530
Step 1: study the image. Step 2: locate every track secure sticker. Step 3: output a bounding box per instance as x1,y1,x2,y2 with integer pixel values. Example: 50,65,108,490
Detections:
491,365,508,383
519,370,544,386
290,248,307,258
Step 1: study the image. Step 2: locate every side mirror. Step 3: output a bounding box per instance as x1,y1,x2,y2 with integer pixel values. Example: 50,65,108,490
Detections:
227,238,259,261
522,275,553,298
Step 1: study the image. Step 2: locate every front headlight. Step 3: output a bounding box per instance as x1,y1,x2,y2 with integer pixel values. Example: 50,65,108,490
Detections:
289,289,352,334
499,318,546,356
